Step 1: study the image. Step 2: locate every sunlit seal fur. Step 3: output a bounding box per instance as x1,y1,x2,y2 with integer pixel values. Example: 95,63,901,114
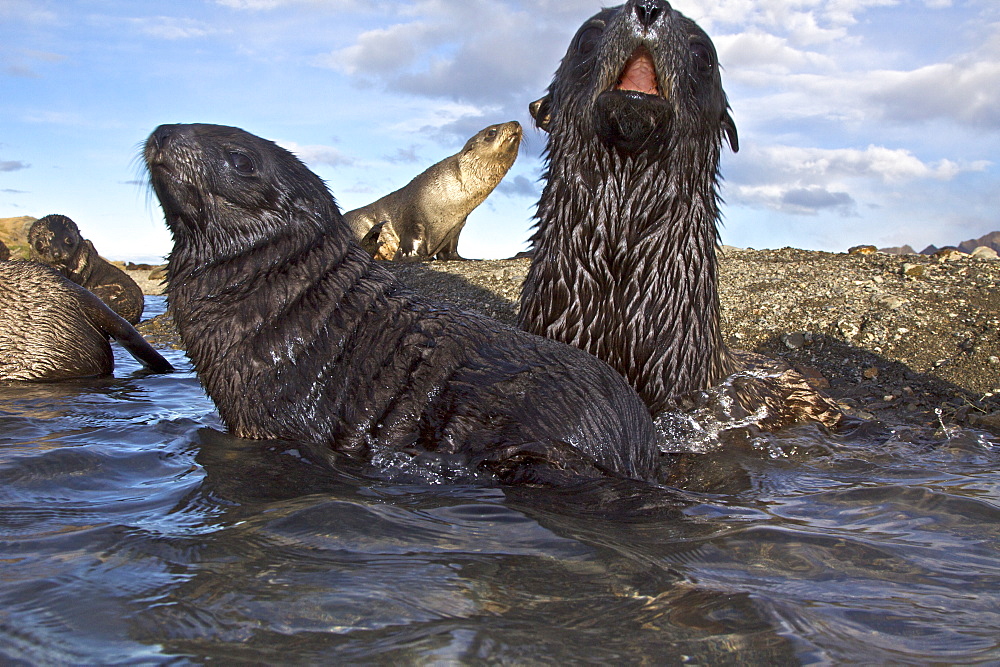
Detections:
0,260,173,381
29,214,145,324
518,0,840,428
144,123,658,485
344,121,522,261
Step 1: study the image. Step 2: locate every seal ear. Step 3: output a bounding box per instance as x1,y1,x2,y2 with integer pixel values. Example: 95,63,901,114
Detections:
529,96,553,133
722,110,739,153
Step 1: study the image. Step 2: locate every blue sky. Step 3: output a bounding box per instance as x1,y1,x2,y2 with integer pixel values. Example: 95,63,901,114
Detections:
2,0,998,262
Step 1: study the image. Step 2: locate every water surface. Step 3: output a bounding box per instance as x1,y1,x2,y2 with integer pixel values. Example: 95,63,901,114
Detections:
2,297,998,664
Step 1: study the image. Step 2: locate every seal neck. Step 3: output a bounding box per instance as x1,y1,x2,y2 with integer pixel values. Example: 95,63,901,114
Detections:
519,127,734,414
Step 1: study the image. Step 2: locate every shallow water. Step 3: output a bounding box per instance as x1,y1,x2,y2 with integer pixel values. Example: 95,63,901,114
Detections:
2,297,998,664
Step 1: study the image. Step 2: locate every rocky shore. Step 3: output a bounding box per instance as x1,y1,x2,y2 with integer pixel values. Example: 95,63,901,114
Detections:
133,248,1000,434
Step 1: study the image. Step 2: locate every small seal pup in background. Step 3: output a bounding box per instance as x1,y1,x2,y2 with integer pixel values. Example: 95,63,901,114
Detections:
29,214,145,324
518,0,840,428
0,240,9,262
145,123,658,485
0,261,172,381
344,121,522,261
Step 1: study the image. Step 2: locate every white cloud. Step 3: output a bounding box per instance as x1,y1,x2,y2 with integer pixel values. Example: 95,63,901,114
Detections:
727,143,990,214
278,141,355,168
129,17,217,40
866,60,1000,128
716,31,834,73
215,0,362,10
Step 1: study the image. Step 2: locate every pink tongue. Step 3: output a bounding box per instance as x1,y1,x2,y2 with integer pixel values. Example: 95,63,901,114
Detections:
616,51,659,95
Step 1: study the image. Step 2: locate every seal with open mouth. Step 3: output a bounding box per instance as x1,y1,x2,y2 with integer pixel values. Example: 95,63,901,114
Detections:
144,123,659,485
518,0,840,429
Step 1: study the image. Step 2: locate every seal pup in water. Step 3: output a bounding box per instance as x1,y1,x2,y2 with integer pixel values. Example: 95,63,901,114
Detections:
518,0,840,428
144,123,658,485
344,121,522,261
29,214,145,324
0,260,172,381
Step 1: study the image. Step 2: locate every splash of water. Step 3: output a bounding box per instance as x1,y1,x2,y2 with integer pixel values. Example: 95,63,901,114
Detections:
653,368,780,455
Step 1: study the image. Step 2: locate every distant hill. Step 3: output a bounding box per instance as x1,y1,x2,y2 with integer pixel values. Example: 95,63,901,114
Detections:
881,231,1000,256
0,215,37,259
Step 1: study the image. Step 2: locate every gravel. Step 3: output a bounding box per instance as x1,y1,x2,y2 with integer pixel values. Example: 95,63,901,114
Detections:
133,247,1000,433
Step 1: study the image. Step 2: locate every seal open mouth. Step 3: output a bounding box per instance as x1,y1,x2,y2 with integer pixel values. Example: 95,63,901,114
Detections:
615,47,661,97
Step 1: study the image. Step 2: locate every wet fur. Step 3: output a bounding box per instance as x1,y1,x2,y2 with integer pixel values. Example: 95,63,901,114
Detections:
0,260,172,381
344,122,522,261
518,1,839,427
145,123,658,485
29,214,145,324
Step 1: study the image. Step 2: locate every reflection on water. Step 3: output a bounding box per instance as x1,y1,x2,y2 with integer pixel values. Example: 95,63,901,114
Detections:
1,297,998,663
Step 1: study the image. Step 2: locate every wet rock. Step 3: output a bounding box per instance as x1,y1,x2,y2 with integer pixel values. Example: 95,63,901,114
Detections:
934,248,966,262
837,320,860,341
781,332,806,350
848,245,878,255
876,295,908,310
967,411,1000,436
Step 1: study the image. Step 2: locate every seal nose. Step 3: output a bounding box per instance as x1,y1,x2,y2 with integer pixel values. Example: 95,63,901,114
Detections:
634,0,671,28
151,124,178,150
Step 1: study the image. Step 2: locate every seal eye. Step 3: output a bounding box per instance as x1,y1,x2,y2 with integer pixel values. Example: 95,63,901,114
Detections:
576,26,603,55
227,151,256,176
690,41,714,74
485,129,498,141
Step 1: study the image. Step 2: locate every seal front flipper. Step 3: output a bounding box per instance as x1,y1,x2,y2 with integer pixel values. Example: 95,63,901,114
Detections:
434,217,469,261
70,282,173,373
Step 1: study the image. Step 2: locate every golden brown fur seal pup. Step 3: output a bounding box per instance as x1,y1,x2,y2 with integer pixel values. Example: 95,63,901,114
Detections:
0,260,172,381
518,1,840,429
344,121,522,261
28,214,145,324
144,123,659,486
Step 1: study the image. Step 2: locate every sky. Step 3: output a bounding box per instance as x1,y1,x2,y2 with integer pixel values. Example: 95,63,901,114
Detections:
1,0,998,262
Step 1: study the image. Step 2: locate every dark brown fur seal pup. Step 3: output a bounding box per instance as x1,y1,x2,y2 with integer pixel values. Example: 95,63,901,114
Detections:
518,1,840,428
29,214,145,324
0,260,172,381
344,121,522,261
0,240,9,262
144,123,658,485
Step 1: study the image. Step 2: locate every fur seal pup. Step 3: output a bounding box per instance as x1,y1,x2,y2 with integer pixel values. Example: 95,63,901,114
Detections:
144,123,658,485
29,214,145,324
518,1,840,428
0,260,172,381
344,121,522,261
0,240,9,262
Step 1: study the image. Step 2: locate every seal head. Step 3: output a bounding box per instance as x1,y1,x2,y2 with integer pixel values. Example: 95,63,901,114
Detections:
530,0,737,155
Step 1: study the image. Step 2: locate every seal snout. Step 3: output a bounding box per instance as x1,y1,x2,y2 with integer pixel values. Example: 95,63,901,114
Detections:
633,0,672,29
150,125,175,151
